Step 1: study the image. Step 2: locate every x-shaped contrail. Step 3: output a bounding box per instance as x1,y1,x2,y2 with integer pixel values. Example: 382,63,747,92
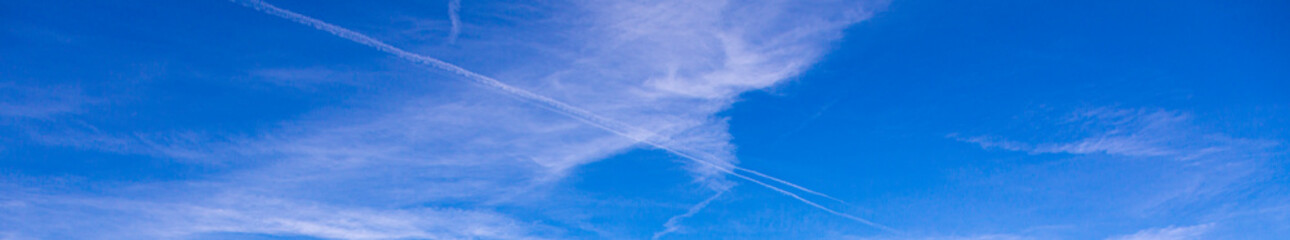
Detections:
229,0,894,232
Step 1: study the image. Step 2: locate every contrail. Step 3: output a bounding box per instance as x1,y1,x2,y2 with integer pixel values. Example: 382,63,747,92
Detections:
652,189,726,240
230,0,889,231
446,0,461,44
675,146,846,203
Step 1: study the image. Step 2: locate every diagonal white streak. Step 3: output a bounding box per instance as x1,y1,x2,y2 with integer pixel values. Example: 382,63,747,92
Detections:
652,189,726,240
230,0,891,231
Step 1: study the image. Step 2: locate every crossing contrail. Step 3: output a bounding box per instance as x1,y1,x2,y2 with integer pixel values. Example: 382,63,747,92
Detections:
230,0,890,231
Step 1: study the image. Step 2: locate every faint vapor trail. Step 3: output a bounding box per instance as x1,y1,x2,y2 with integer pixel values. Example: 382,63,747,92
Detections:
230,0,890,231
446,0,461,44
652,190,725,240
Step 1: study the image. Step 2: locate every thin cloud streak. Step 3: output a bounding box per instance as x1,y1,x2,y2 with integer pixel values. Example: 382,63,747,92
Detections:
0,83,87,119
772,97,845,145
0,190,552,240
953,108,1280,220
652,190,726,240
1105,223,1214,240
953,109,1276,162
230,0,890,230
447,0,461,44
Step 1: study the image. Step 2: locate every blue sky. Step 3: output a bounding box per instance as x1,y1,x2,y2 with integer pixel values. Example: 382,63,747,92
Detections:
1,0,1287,239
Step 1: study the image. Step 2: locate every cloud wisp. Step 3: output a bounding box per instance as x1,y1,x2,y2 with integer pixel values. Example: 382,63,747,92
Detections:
0,83,87,120
230,0,889,231
0,189,551,240
951,108,1278,237
1105,224,1214,240
1,0,889,238
652,190,726,240
953,108,1275,162
447,0,461,44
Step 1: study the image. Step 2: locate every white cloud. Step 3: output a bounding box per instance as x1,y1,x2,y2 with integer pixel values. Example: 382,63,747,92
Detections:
955,108,1276,162
0,190,552,240
953,108,1278,216
447,0,462,44
176,195,549,240
19,124,228,161
652,190,726,240
232,0,886,225
3,0,884,238
0,83,86,120
1105,224,1214,240
838,233,1032,240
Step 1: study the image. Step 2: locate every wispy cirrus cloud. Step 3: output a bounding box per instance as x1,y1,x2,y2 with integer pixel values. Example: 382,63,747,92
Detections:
231,0,890,232
840,233,1032,240
0,189,553,240
447,0,462,44
1105,224,1214,240
0,83,87,120
950,108,1277,237
2,0,884,238
953,108,1276,162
